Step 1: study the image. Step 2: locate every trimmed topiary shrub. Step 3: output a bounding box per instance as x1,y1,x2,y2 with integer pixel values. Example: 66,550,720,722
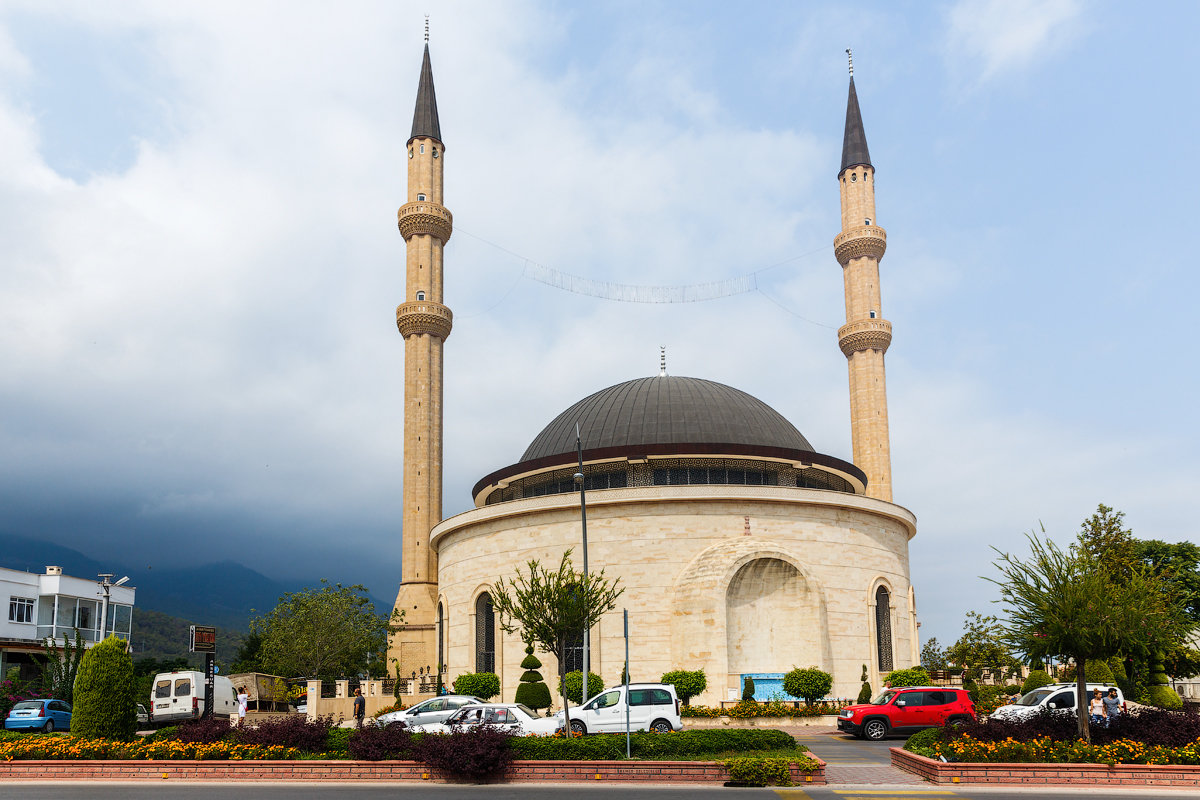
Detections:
742,675,756,702
452,672,500,701
514,644,551,712
1021,669,1053,694
660,669,707,706
70,635,137,741
783,667,833,706
1147,684,1184,710
724,757,794,787
560,670,603,701
883,667,930,688
903,726,944,756
857,682,873,704
509,727,796,760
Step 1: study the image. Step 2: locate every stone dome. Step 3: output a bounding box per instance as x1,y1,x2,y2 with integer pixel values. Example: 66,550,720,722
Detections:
521,376,813,461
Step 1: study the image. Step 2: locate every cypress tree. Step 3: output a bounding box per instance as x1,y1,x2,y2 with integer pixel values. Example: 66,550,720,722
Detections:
71,635,137,741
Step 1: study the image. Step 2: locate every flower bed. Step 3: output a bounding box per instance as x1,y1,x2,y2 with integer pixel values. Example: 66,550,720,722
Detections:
683,700,848,719
891,747,1200,787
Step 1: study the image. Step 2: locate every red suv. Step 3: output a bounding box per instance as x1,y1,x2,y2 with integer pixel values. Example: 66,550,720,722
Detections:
837,686,975,740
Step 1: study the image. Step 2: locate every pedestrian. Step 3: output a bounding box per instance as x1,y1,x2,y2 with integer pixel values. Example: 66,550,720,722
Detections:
353,687,366,729
1088,688,1105,726
236,686,248,728
1102,687,1122,725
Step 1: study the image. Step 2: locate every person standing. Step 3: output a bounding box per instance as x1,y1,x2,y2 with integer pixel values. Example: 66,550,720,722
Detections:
1088,689,1105,726
1102,688,1122,725
353,687,366,729
236,686,249,728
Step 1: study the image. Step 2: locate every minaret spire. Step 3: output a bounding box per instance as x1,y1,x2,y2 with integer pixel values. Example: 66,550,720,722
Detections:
834,62,893,502
391,35,454,674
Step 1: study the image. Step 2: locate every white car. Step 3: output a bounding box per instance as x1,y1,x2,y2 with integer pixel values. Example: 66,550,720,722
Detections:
375,694,482,727
555,683,682,734
989,683,1126,722
410,702,562,736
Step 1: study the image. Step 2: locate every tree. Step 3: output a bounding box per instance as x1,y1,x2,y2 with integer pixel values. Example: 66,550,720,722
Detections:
883,667,930,688
660,670,707,706
491,550,623,732
72,635,137,740
452,672,500,701
1164,644,1200,679
919,637,947,671
783,667,832,706
560,670,604,700
41,629,85,703
947,611,1021,680
249,581,398,680
514,643,552,713
991,528,1189,742
229,631,265,674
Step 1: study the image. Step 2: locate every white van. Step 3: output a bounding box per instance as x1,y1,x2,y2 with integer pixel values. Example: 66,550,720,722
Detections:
151,671,238,723
989,682,1126,722
556,683,682,734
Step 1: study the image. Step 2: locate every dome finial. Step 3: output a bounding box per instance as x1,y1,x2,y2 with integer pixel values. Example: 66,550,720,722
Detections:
424,15,429,43
659,346,668,377
846,47,853,77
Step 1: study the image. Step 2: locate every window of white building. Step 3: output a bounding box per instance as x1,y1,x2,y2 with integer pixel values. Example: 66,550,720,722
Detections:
8,596,34,624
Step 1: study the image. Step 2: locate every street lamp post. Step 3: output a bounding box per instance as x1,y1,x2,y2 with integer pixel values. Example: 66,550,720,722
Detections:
574,423,590,707
96,573,129,642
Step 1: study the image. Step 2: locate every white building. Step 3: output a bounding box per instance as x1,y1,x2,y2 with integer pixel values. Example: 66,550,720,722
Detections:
1,565,136,682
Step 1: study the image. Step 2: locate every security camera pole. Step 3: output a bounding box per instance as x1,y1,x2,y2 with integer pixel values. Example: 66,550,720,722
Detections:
574,423,590,706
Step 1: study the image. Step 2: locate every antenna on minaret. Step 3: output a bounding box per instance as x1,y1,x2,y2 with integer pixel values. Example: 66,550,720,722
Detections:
424,15,430,43
659,346,667,377
846,48,854,77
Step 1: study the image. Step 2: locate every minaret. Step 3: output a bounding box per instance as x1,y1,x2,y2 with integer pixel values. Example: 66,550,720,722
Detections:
391,35,453,672
835,52,893,502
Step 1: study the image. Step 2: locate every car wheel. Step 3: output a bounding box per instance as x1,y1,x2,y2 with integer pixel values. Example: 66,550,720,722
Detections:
650,719,672,734
43,720,54,733
863,719,888,741
570,720,587,736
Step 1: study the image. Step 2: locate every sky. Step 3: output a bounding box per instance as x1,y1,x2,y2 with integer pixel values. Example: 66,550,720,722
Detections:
1,0,1198,649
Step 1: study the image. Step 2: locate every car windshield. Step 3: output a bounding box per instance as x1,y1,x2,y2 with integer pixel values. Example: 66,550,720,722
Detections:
869,690,898,705
12,700,43,710
1016,688,1055,706
514,704,536,718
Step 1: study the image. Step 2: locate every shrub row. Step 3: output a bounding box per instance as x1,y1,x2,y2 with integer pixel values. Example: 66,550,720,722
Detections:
509,728,797,760
683,700,847,718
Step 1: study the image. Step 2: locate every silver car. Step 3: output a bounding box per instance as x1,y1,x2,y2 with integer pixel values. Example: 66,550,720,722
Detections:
412,703,563,736
375,695,482,727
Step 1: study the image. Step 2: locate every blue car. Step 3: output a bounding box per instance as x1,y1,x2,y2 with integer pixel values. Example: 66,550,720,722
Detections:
4,699,72,732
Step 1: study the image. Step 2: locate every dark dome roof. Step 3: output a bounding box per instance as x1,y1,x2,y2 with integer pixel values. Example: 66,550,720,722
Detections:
521,376,813,462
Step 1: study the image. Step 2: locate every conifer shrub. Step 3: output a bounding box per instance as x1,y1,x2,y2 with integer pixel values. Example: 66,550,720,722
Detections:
660,670,707,706
513,644,551,712
741,675,756,702
70,635,137,741
857,682,873,704
451,672,500,701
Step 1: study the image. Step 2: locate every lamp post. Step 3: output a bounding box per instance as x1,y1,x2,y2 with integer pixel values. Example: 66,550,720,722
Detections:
574,423,590,706
97,573,129,642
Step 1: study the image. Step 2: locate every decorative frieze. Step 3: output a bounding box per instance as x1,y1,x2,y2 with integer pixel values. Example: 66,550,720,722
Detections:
838,318,892,356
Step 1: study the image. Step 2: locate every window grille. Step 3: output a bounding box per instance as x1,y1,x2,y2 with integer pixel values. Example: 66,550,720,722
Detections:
563,629,584,674
475,594,495,673
437,603,445,673
875,586,893,672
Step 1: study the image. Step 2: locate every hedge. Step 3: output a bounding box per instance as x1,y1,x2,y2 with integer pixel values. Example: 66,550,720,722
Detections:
510,728,797,760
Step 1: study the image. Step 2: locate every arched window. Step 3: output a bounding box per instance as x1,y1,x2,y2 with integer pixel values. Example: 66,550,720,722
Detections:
475,593,495,673
417,193,426,201
875,585,893,672
416,291,426,301
437,602,445,673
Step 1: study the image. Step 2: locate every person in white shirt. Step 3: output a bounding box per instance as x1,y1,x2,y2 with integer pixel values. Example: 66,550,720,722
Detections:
237,687,249,727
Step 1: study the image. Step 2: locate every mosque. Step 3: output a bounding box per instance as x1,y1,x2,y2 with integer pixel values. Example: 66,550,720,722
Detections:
387,41,917,704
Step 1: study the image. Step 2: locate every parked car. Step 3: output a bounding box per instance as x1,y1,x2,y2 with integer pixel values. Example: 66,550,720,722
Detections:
989,683,1125,722
837,686,975,740
4,699,72,732
151,671,238,723
554,683,682,734
411,702,562,735
375,694,482,727
136,703,151,728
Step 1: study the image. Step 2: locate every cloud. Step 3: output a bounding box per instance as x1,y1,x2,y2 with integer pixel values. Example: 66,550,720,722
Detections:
944,0,1084,84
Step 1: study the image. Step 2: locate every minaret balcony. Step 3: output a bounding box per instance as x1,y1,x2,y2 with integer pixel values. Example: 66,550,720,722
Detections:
397,202,453,243
834,225,887,265
838,318,892,356
396,301,453,339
